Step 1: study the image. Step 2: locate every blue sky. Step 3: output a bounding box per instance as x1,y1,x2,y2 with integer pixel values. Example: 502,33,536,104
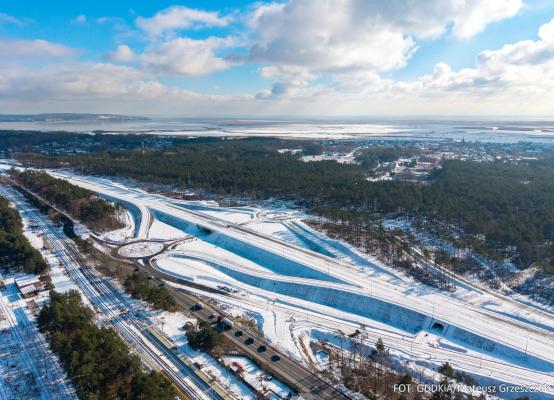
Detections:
2,0,554,116
391,1,554,79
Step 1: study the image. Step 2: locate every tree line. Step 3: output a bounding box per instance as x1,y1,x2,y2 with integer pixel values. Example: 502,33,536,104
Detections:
124,272,178,312
0,194,46,274
38,290,175,400
14,137,554,269
10,169,123,232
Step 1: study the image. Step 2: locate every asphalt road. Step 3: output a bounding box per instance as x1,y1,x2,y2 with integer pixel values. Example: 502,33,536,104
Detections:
139,256,350,400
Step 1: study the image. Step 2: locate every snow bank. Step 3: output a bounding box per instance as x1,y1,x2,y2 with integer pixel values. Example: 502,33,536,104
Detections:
22,230,43,249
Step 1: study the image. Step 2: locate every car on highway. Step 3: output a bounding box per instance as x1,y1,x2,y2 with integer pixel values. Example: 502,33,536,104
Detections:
218,316,234,330
257,345,267,353
234,330,243,337
244,338,254,345
271,354,281,362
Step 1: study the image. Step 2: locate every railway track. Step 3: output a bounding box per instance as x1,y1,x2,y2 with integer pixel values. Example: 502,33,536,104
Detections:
0,185,221,400
43,222,220,400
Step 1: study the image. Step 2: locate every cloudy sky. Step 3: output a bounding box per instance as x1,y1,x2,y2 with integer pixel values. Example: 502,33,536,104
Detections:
2,0,554,117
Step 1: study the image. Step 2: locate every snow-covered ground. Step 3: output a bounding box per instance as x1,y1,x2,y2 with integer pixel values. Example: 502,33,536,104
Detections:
300,150,357,164
23,229,43,249
0,277,76,400
150,312,258,399
221,355,292,399
148,219,188,240
118,241,164,258
0,189,79,400
100,208,135,242
28,170,554,399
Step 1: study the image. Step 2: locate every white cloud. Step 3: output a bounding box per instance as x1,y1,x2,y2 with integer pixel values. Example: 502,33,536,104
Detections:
259,65,315,81
0,12,31,26
411,18,554,97
449,0,523,38
0,39,75,59
4,2,554,117
139,36,235,76
251,17,554,116
0,63,144,101
74,14,86,24
248,1,416,73
107,37,236,76
136,6,229,37
247,0,523,74
96,16,123,24
107,44,135,62
347,0,523,39
108,1,523,84
256,65,316,98
111,6,236,76
0,62,254,114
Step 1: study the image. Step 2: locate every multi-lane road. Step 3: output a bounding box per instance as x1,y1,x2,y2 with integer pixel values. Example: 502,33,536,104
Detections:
58,173,554,357
137,254,350,400
9,169,554,398
137,247,554,396
4,179,351,399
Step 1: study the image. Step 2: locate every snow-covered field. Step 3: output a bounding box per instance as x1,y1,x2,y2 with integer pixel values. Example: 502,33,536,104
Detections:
28,170,554,399
118,241,164,258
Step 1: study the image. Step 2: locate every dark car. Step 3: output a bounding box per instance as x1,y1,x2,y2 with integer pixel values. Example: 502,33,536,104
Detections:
257,345,267,353
208,314,216,319
271,354,281,362
244,338,254,345
234,330,243,337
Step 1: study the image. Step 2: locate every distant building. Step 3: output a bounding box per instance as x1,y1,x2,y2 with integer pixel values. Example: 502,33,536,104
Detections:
15,276,43,298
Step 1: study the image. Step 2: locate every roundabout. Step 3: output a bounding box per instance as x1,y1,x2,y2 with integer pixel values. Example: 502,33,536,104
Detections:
118,241,164,258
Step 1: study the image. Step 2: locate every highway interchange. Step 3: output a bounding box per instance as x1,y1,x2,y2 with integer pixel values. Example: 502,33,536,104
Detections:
54,171,554,398
1,176,349,399
2,167,554,399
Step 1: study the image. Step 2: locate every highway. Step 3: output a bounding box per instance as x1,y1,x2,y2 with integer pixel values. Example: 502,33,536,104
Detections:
140,249,554,395
28,171,554,396
139,255,350,400
56,174,554,359
207,287,554,393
